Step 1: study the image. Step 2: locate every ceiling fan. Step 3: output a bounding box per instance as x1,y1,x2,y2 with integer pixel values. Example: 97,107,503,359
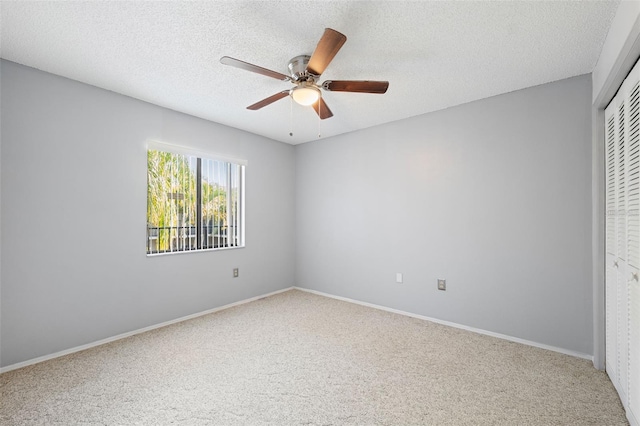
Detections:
220,28,389,120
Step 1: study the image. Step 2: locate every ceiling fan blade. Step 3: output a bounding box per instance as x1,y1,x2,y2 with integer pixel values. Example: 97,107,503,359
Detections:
247,91,290,110
311,97,334,120
322,80,389,94
306,28,347,76
220,56,291,81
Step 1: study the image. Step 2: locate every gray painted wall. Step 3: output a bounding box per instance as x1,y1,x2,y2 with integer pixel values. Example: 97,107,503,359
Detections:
0,60,296,367
296,75,593,355
0,60,594,366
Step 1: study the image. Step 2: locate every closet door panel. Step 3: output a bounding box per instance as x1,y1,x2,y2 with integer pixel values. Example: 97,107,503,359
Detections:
608,112,618,258
628,78,640,418
618,262,630,401
606,102,619,383
618,98,629,402
629,265,640,420
627,80,640,270
608,256,620,380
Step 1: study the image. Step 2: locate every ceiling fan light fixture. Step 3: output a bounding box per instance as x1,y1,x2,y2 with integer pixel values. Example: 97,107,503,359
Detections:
291,85,320,106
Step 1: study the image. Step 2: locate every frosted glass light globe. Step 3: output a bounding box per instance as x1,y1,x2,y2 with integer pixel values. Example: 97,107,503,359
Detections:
291,85,320,106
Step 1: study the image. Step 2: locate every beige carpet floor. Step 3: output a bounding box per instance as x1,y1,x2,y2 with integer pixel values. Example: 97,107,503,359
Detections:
0,289,629,425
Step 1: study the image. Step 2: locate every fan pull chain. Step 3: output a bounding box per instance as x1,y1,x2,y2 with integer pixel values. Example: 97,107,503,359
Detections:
318,99,321,139
289,96,293,137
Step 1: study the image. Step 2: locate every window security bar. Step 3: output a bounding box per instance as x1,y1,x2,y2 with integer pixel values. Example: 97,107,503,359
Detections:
146,225,240,254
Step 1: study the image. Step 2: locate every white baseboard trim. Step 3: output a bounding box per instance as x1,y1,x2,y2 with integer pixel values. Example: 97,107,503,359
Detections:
0,286,294,374
629,407,640,426
294,287,594,362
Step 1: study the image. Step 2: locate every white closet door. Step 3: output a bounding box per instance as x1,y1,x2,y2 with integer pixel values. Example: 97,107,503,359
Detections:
631,264,640,425
607,259,620,380
606,104,619,382
627,73,640,425
618,98,630,403
627,79,640,272
606,56,640,425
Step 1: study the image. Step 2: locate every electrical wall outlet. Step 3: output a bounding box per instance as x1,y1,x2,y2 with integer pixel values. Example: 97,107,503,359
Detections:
396,273,403,283
437,279,446,291
233,268,239,278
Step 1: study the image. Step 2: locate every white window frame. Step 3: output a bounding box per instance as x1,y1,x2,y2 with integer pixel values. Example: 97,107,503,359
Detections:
146,140,246,256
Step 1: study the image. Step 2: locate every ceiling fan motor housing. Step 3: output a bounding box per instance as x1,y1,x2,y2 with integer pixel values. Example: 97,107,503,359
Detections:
288,55,315,81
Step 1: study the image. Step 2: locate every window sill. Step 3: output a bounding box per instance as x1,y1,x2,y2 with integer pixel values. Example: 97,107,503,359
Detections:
146,245,245,257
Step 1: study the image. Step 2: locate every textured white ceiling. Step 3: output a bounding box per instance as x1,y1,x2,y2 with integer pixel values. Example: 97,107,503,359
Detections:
0,1,620,145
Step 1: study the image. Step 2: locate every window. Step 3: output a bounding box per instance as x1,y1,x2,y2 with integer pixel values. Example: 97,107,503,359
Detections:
146,143,245,255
